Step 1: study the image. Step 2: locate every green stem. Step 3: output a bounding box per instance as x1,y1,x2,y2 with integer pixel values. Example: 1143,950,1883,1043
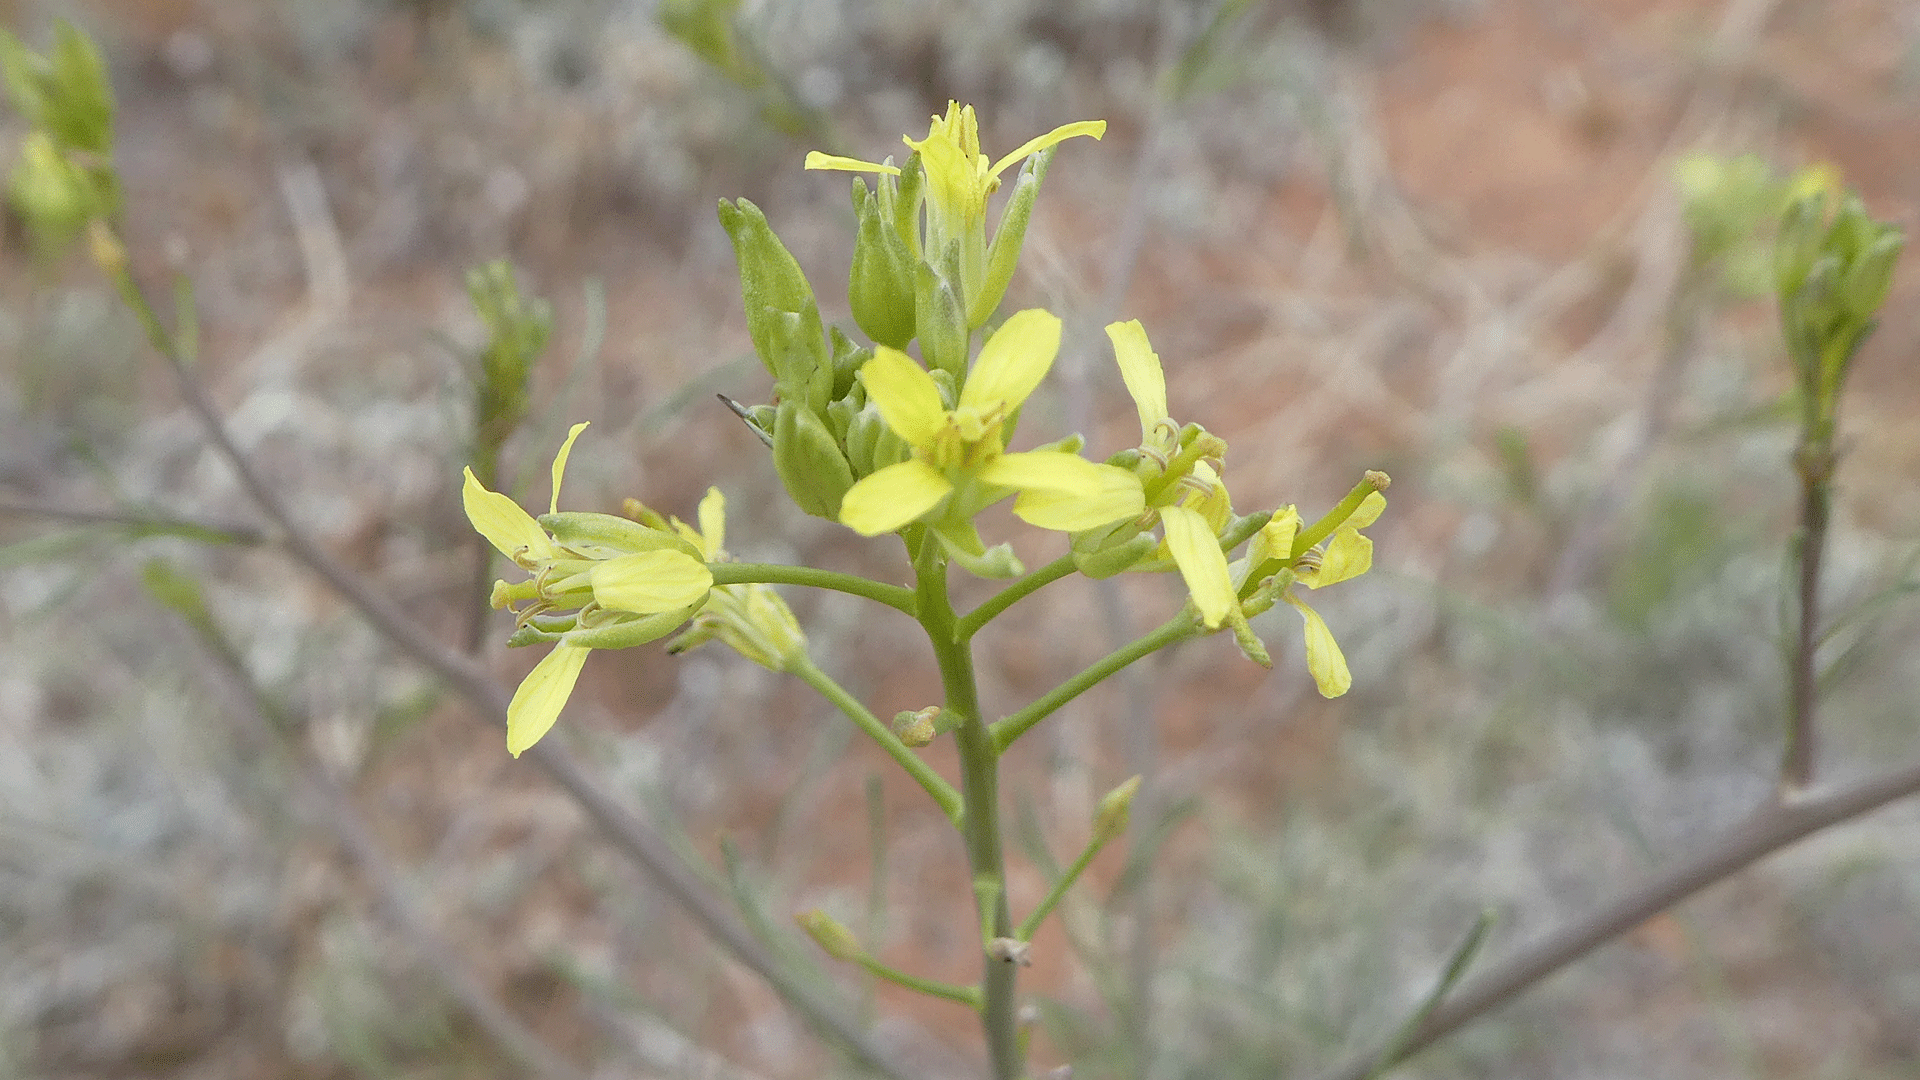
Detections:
991,616,1197,754
915,534,1023,1080
1015,831,1109,942
789,658,964,825
1292,473,1389,560
956,553,1077,641
710,563,916,616
855,956,983,1009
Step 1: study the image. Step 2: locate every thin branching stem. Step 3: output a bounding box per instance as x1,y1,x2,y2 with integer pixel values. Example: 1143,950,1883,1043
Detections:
991,615,1197,754
790,657,964,824
916,533,1024,1080
710,562,917,616
1311,757,1920,1080
110,266,913,1080
957,553,1077,641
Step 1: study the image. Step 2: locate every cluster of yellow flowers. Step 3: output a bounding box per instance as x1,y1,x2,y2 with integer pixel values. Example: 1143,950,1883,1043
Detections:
465,103,1384,754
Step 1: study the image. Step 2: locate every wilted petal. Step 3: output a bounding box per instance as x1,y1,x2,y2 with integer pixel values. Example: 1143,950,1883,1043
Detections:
987,453,1143,531
840,459,952,536
1162,505,1236,629
549,422,590,514
862,348,948,447
464,467,552,562
1285,594,1351,698
506,645,589,757
1105,320,1167,437
590,550,714,613
961,308,1059,412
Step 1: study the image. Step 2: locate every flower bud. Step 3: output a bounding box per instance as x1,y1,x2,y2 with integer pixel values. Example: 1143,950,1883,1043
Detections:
1091,775,1142,845
971,147,1054,329
915,255,968,384
717,198,829,388
772,398,855,519
849,178,917,349
795,909,865,962
892,706,941,747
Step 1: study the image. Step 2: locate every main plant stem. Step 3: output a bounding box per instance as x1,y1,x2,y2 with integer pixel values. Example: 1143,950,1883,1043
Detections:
914,533,1023,1080
1783,438,1833,792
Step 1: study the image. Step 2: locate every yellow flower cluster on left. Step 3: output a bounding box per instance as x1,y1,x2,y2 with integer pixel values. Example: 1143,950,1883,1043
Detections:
464,423,713,755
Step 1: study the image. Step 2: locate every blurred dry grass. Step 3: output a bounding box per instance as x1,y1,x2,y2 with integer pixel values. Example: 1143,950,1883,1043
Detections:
2,0,1920,1077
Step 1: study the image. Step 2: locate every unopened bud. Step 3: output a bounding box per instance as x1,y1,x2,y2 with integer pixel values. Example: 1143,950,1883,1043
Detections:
772,399,855,519
892,706,941,747
1092,775,1142,845
795,909,864,962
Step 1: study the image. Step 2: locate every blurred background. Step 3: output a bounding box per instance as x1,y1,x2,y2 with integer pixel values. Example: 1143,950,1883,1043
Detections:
2,0,1919,1077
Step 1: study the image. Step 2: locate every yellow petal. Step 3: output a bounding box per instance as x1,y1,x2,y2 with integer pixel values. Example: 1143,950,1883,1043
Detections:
985,453,1144,532
960,308,1060,412
1285,594,1351,697
1306,528,1372,589
550,422,590,514
589,550,715,613
463,467,553,562
1348,490,1387,530
988,119,1107,177
839,459,952,536
506,645,589,757
698,487,726,560
1248,505,1301,569
1105,320,1167,435
1162,505,1236,629
862,348,948,448
804,151,901,176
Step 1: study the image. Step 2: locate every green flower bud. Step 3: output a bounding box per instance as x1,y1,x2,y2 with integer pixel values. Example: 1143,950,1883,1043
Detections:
1774,191,1829,300
915,257,968,384
7,130,94,244
1092,775,1142,845
971,146,1055,328
795,909,865,962
1,21,114,155
829,325,872,401
887,154,925,260
772,398,855,519
1840,229,1904,323
718,198,829,386
892,706,941,747
849,178,917,349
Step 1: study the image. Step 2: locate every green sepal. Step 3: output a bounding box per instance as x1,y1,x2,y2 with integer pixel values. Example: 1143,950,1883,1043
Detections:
849,178,917,349
1073,531,1158,579
718,197,829,388
539,511,703,559
828,324,873,405
772,398,856,519
559,604,703,650
944,539,1024,579
915,256,968,384
970,146,1055,329
889,154,926,261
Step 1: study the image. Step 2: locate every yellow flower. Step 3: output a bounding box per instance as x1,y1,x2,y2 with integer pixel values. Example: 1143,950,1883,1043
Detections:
839,309,1145,547
464,422,714,755
1102,320,1240,630
806,103,1105,323
1242,490,1386,698
660,488,809,673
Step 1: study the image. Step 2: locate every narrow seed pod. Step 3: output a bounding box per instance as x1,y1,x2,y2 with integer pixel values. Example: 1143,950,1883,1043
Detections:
540,511,703,559
1073,531,1160,579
